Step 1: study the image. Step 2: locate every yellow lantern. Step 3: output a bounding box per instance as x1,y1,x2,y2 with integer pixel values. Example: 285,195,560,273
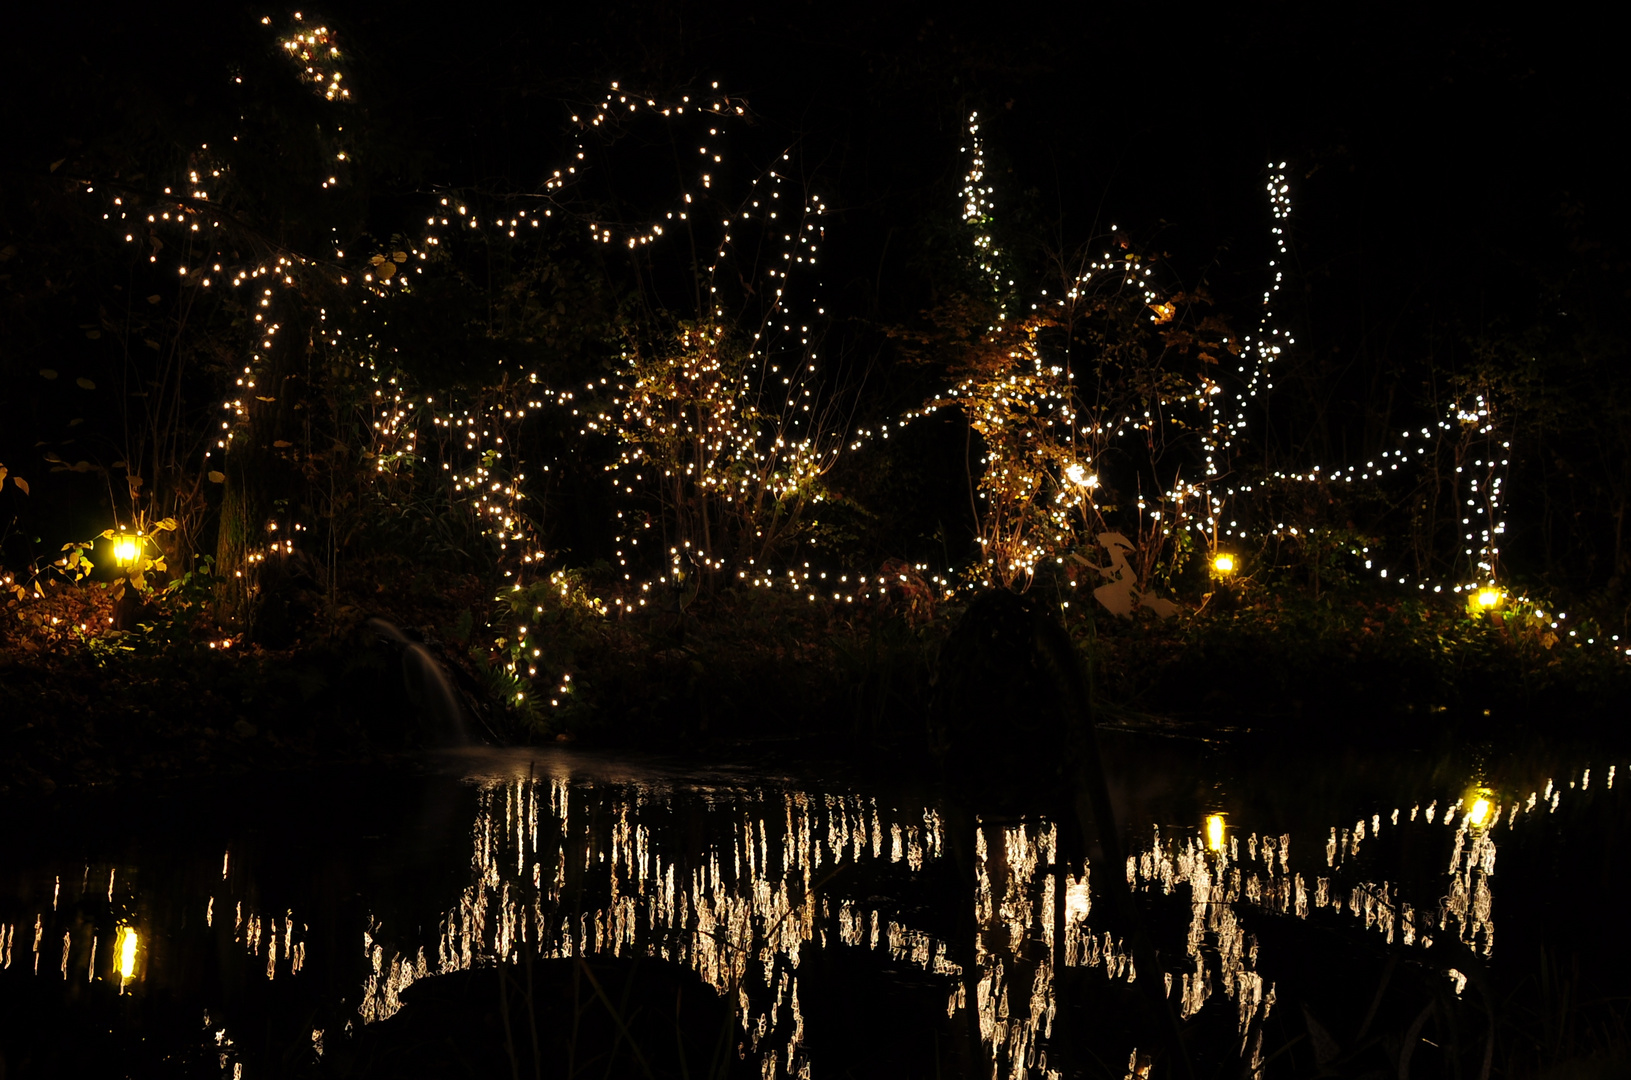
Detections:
1470,585,1504,613
1206,813,1226,852
112,533,142,569
1211,552,1236,576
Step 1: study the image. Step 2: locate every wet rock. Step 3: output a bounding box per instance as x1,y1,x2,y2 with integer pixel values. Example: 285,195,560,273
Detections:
928,590,1089,804
329,956,732,1079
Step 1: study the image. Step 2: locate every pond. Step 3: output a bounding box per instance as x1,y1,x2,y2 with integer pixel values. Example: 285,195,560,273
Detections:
1,732,1626,1078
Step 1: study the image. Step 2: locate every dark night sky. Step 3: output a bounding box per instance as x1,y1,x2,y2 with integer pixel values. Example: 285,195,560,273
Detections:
8,4,1621,355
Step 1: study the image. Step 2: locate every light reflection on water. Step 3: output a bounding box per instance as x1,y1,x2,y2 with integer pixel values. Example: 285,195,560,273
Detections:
0,746,1624,1077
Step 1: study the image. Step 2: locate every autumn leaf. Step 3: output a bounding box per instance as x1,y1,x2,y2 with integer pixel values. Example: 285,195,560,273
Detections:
39,369,57,380
76,377,97,390
392,251,407,263
378,262,396,279
208,471,225,483
273,439,294,448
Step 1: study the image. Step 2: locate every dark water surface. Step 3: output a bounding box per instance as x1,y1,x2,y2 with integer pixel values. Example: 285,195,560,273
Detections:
1,733,1626,1078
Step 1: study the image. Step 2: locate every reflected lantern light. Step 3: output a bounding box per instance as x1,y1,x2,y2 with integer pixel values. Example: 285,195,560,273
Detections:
115,926,138,983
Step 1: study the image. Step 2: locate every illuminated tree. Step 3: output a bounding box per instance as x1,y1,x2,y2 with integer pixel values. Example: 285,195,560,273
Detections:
608,318,833,574
900,114,1237,596
547,94,848,592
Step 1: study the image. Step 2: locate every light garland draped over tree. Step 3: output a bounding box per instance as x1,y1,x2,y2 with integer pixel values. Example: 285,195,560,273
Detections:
59,16,1619,669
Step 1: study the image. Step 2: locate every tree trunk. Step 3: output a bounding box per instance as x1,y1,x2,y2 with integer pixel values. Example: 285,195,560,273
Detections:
215,309,308,633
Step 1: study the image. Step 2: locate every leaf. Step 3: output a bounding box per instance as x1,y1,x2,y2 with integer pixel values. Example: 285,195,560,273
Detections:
272,439,293,448
146,295,162,305
154,517,178,532
84,330,101,340
144,339,161,350
392,251,407,263
369,254,386,266
255,395,276,402
126,474,143,490
208,471,225,483
49,158,65,172
39,368,57,380
378,262,396,279
75,377,96,389
1303,1005,1340,1067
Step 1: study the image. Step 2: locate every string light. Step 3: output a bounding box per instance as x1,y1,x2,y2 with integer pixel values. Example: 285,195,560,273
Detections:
65,16,1623,686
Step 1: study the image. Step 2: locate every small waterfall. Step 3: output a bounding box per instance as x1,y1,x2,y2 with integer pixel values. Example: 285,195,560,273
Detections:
365,618,471,747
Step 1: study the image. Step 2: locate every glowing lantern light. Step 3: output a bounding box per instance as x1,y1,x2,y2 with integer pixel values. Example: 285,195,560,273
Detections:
112,533,142,569
1065,463,1098,488
1212,553,1236,576
1474,586,1503,610
1206,814,1226,852
115,926,138,982
1466,797,1491,828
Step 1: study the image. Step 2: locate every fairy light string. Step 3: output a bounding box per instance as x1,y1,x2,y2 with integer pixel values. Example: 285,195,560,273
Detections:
70,19,1626,688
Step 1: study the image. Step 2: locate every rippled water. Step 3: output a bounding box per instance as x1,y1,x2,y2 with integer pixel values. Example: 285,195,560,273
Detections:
1,735,1625,1078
